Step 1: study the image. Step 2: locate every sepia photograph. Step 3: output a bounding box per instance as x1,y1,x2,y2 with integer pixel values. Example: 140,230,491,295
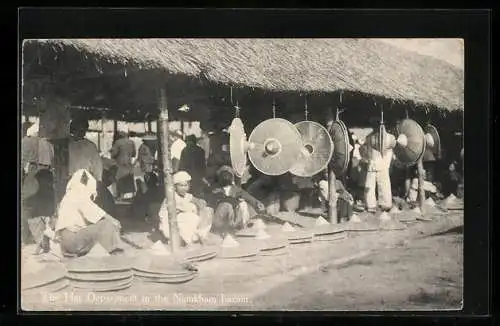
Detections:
19,37,464,311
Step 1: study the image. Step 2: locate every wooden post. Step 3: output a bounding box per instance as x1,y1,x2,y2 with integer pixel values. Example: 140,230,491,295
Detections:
417,158,426,213
158,87,181,252
326,108,338,224
147,120,152,133
328,168,338,224
113,119,118,144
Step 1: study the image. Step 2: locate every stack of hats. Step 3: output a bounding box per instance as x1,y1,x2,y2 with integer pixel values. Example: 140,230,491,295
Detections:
398,206,421,223
148,241,171,256
442,194,463,210
281,222,296,233
21,263,69,296
345,213,379,232
257,238,289,257
65,254,133,292
423,197,446,215
177,248,218,263
312,224,347,242
133,256,198,284
314,216,330,227
218,234,259,262
378,212,407,231
286,230,314,245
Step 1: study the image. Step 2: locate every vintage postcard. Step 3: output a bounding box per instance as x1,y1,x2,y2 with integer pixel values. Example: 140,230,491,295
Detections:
20,36,464,311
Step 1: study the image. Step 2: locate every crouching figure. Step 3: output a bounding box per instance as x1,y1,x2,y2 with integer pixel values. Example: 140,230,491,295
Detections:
55,169,125,257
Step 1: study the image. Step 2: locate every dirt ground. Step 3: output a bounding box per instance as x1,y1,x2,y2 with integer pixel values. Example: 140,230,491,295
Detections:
248,225,463,311
20,211,463,312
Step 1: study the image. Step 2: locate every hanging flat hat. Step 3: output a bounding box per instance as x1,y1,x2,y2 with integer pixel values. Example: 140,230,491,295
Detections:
173,171,191,184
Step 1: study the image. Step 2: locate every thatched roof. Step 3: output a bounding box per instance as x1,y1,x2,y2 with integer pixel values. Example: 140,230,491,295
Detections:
23,38,464,111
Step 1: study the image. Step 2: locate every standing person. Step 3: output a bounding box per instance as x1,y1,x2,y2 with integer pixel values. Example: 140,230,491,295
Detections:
169,129,186,173
137,133,157,174
68,117,103,182
422,135,438,183
21,121,55,246
21,121,54,178
359,119,394,213
179,135,207,197
110,127,136,200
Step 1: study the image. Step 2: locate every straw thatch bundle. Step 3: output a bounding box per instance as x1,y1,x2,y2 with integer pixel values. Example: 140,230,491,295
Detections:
24,39,464,111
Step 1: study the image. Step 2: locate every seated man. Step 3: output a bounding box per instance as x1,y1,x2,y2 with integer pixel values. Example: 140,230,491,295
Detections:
208,166,265,237
54,169,125,257
317,178,354,222
158,171,213,247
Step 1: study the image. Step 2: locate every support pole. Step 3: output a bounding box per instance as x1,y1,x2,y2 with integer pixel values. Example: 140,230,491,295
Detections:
158,87,181,252
417,158,426,213
328,168,338,224
113,119,118,144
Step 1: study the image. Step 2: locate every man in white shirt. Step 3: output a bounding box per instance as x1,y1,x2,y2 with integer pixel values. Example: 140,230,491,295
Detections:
158,171,212,247
170,129,186,172
359,125,394,213
55,169,124,257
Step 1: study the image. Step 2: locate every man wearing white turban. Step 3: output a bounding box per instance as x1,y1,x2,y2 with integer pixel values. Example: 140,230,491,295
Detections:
54,169,125,257
158,171,213,246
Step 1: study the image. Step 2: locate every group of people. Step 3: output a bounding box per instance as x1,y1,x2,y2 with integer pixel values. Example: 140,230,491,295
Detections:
21,115,464,258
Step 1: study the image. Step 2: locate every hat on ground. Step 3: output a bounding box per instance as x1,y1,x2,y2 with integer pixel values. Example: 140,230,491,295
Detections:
173,171,191,184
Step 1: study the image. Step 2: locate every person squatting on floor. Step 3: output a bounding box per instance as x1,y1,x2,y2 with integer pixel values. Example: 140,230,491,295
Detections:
208,165,265,237
158,171,213,247
54,169,125,257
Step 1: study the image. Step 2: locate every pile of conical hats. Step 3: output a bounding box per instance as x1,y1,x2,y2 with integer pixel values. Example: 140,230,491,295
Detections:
398,206,421,223
345,213,379,232
176,247,218,263
280,222,296,233
258,238,289,256
21,263,69,295
312,217,347,242
218,234,259,261
65,246,134,292
442,194,463,210
133,255,198,284
377,212,407,231
286,229,314,244
423,197,446,215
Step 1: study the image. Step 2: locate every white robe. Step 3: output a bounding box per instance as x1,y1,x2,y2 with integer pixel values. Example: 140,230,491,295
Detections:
360,142,393,210
158,192,211,244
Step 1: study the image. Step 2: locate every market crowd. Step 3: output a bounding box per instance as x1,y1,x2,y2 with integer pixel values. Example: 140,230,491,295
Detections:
20,117,464,257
